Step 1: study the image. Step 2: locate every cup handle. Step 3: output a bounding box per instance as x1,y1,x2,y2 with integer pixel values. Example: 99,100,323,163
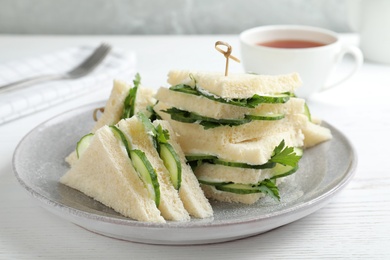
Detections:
322,45,363,91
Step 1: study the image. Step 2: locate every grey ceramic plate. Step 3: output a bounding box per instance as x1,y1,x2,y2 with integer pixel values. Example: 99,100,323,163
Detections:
13,101,357,245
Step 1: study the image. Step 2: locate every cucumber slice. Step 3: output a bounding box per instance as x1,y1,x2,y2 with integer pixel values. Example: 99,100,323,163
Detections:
215,183,263,194
159,143,182,190
110,125,160,207
245,113,285,121
130,149,161,207
248,94,291,104
186,154,275,169
170,84,290,107
76,133,94,158
213,158,276,169
185,154,218,161
304,102,312,122
109,125,132,156
197,177,231,186
163,108,286,129
270,164,299,179
215,180,280,200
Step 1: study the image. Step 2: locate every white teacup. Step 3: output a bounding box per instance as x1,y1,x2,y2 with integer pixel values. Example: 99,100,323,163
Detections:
239,25,363,98
347,0,390,64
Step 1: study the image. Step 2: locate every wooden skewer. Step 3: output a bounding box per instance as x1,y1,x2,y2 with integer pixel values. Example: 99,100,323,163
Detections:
215,41,240,76
93,107,105,121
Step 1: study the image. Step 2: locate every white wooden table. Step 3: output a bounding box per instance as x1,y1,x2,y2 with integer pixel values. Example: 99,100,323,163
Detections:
0,35,389,259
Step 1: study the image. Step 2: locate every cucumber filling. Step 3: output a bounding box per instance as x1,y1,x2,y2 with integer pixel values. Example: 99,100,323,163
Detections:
130,149,161,207
187,140,302,169
194,140,303,201
110,125,161,207
159,143,182,190
138,113,182,190
198,179,280,201
76,133,94,158
162,107,285,129
169,83,290,107
197,163,298,200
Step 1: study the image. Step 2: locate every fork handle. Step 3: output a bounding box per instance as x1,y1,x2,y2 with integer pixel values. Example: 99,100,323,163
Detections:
0,74,63,94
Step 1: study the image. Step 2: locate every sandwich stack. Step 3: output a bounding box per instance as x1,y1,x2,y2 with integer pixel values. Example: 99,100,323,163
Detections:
154,70,332,204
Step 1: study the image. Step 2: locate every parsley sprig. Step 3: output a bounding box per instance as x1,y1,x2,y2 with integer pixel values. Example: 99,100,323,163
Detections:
269,140,301,167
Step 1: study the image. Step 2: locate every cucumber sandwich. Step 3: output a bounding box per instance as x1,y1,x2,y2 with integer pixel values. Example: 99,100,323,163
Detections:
62,73,212,222
61,114,213,222
153,70,332,204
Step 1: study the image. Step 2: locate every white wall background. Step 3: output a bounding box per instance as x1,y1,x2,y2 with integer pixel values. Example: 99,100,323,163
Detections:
0,0,351,34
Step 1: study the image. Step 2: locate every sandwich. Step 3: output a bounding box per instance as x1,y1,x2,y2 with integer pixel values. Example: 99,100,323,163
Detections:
153,70,332,204
65,73,156,166
61,114,213,222
151,119,213,218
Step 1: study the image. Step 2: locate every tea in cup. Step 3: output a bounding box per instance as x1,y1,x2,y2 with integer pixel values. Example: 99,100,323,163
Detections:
239,25,363,98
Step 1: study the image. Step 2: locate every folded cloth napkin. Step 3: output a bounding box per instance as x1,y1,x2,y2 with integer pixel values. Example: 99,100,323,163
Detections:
0,45,136,125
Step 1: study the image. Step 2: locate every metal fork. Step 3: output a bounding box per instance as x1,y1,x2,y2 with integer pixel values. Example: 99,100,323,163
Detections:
0,43,112,94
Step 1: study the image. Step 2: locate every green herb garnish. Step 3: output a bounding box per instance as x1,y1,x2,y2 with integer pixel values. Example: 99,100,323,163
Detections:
122,73,141,119
269,140,302,167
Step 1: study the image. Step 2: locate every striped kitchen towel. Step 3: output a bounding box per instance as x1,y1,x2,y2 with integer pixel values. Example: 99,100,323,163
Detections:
0,44,136,125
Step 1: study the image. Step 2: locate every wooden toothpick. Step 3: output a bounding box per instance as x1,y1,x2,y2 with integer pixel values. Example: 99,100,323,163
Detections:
93,107,105,121
215,41,240,76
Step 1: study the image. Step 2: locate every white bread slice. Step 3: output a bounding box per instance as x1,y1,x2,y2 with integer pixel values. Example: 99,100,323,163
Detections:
133,87,157,119
155,87,306,120
65,148,80,166
116,117,190,222
302,121,332,148
194,163,274,185
60,125,165,223
183,131,303,165
154,101,306,145
153,120,213,219
167,70,302,98
65,81,156,166
91,80,131,132
92,80,156,131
